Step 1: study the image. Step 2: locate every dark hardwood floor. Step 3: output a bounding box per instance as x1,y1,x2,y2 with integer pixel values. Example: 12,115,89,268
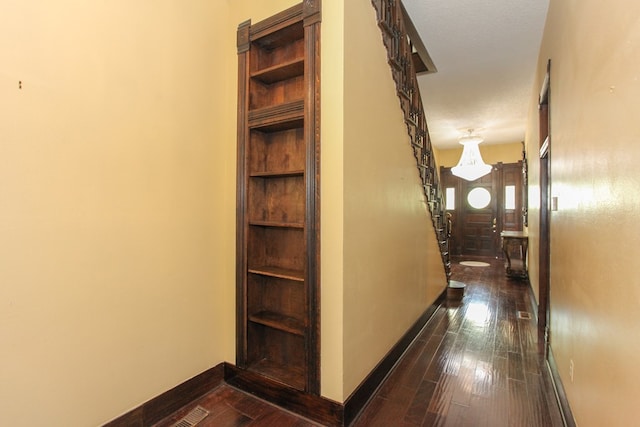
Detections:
152,384,323,427
152,257,564,427
351,256,564,427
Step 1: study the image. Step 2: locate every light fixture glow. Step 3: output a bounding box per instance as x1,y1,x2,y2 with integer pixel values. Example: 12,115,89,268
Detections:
451,130,492,181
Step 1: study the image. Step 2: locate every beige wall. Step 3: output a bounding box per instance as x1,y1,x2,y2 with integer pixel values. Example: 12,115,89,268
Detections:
0,1,301,425
436,142,523,168
341,0,448,399
525,1,640,425
320,0,346,401
0,0,450,423
230,0,299,25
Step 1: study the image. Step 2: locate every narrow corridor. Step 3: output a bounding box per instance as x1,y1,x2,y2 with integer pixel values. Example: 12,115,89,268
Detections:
351,257,564,426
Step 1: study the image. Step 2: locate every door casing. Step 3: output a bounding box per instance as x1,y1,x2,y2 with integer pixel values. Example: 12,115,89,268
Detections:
442,162,524,258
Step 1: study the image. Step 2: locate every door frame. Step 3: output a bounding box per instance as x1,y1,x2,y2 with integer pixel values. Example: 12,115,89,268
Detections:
441,162,523,258
538,61,551,354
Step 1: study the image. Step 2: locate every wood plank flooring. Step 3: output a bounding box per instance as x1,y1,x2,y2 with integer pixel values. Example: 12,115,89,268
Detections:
152,256,564,427
152,384,323,427
351,256,564,427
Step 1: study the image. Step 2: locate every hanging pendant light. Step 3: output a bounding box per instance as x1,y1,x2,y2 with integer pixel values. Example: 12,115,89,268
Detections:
451,130,492,181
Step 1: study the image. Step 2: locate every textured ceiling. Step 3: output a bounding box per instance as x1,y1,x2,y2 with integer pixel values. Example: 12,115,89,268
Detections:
402,0,550,149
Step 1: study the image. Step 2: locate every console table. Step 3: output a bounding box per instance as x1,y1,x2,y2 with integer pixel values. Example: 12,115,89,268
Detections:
500,231,528,279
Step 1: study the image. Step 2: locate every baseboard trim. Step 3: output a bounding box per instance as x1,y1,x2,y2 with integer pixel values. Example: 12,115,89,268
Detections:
547,349,576,427
525,281,576,427
224,363,343,426
103,291,446,427
103,364,224,427
343,289,446,426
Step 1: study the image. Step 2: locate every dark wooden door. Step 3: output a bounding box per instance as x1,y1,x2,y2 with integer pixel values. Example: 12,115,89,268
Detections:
442,162,524,258
460,172,498,257
501,162,524,232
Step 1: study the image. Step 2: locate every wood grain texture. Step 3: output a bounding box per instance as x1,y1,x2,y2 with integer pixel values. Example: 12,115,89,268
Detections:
237,1,321,394
104,365,224,427
351,257,565,427
152,384,322,427
133,256,569,427
225,364,343,427
343,298,444,426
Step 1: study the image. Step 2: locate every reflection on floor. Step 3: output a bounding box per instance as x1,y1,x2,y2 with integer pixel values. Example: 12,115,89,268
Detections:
351,256,564,426
153,257,564,427
153,384,322,427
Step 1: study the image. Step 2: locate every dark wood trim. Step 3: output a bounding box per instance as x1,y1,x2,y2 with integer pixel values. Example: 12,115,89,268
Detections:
235,22,250,369
370,0,450,279
399,2,436,75
305,18,322,395
237,20,251,53
526,280,575,427
538,59,551,353
236,1,321,394
102,365,224,427
441,162,523,259
247,100,305,128
547,349,577,427
343,290,447,426
249,3,303,40
303,0,322,25
226,290,446,427
224,363,343,427
493,162,503,254
104,290,445,427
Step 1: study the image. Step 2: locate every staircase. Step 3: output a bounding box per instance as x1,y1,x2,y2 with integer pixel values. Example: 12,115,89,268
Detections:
371,0,451,280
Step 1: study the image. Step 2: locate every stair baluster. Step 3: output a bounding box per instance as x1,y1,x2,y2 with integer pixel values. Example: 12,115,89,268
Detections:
371,0,452,279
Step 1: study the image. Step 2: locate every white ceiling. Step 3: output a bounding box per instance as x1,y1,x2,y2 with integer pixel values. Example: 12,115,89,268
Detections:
402,0,550,149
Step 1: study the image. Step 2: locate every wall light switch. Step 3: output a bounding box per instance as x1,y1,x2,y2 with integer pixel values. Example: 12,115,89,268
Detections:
551,196,558,211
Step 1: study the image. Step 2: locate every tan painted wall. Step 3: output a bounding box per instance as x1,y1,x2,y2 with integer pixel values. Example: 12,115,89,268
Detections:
526,1,640,425
319,0,346,401
0,1,300,425
231,0,300,26
0,0,450,422
436,142,523,168
341,0,448,399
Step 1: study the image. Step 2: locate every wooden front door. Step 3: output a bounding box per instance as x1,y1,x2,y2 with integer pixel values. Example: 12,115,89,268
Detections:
460,173,498,257
442,162,524,258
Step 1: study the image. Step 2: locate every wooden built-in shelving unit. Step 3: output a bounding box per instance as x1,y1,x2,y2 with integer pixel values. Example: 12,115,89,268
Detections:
236,1,321,394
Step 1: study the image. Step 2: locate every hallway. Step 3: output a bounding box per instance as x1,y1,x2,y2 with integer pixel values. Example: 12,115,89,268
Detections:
153,257,565,427
351,257,564,426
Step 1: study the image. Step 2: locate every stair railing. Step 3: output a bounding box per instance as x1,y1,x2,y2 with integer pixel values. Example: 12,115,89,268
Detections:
371,0,451,280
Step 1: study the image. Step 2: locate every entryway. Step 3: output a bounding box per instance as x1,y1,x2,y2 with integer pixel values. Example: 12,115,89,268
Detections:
441,162,524,258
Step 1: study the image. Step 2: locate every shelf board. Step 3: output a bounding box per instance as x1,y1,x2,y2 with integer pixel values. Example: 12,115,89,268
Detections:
248,358,305,390
248,100,304,131
250,170,304,178
249,310,305,336
251,58,304,84
251,16,304,50
249,220,304,229
248,266,304,281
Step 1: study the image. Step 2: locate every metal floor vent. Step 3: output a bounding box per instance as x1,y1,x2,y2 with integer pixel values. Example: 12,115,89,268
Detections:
517,311,531,320
172,406,209,427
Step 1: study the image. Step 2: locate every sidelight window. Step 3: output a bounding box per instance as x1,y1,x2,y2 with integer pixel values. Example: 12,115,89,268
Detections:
445,187,455,210
505,185,516,210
